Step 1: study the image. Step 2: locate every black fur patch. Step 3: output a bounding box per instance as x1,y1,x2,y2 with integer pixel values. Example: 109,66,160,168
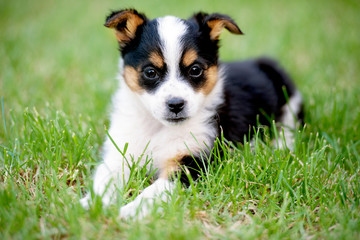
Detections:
217,58,297,143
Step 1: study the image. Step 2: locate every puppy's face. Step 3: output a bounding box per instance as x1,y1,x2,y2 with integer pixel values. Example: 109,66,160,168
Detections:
105,10,242,125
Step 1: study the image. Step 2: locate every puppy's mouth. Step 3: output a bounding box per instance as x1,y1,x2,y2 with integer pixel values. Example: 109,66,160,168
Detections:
165,117,188,123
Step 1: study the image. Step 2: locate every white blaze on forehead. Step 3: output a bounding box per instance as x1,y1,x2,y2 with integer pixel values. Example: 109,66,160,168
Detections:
157,16,188,76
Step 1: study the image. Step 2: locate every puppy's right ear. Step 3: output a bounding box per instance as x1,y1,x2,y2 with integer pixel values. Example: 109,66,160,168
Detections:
191,12,243,41
104,9,147,47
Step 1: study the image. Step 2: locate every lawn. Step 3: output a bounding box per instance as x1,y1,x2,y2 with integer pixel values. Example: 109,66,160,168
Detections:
1,0,359,239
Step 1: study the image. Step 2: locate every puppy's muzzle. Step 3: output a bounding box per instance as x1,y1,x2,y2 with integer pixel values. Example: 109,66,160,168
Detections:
167,97,185,115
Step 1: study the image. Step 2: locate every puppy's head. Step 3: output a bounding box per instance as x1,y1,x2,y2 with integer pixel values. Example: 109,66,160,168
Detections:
105,9,242,125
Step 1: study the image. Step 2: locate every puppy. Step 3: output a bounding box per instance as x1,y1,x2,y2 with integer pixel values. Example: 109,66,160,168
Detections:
80,9,304,219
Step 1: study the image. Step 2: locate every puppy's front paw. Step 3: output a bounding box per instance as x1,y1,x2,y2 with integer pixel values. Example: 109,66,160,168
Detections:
80,194,91,209
119,199,151,220
118,179,174,219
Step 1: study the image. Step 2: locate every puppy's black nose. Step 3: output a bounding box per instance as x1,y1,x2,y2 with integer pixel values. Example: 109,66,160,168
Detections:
167,97,185,114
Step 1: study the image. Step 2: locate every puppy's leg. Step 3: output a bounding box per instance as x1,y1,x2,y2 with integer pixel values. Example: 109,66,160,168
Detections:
118,156,180,219
80,140,130,208
119,178,175,219
274,91,304,150
118,155,206,219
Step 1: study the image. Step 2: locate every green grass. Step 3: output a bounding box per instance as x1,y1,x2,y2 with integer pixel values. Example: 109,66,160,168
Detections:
1,0,359,239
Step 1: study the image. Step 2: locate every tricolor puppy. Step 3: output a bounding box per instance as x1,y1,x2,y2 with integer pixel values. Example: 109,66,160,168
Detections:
80,9,304,219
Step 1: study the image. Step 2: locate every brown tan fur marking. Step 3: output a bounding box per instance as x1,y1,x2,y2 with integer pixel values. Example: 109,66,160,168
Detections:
182,49,198,67
159,154,184,179
201,66,218,95
105,11,145,45
149,52,164,68
123,66,143,93
207,19,243,40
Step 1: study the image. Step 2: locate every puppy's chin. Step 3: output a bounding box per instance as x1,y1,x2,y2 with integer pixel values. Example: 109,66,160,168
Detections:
157,116,189,126
166,117,188,124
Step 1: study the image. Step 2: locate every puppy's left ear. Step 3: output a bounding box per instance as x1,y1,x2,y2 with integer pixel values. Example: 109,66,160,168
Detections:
104,9,148,47
192,12,243,40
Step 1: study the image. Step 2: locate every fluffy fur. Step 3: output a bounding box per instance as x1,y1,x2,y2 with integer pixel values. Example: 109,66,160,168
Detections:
80,9,304,219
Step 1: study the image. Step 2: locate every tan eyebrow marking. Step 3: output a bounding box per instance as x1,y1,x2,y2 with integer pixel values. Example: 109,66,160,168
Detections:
149,52,164,68
182,49,198,67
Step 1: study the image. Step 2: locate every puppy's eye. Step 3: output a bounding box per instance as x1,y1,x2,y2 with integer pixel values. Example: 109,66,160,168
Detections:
143,67,159,80
189,64,203,78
